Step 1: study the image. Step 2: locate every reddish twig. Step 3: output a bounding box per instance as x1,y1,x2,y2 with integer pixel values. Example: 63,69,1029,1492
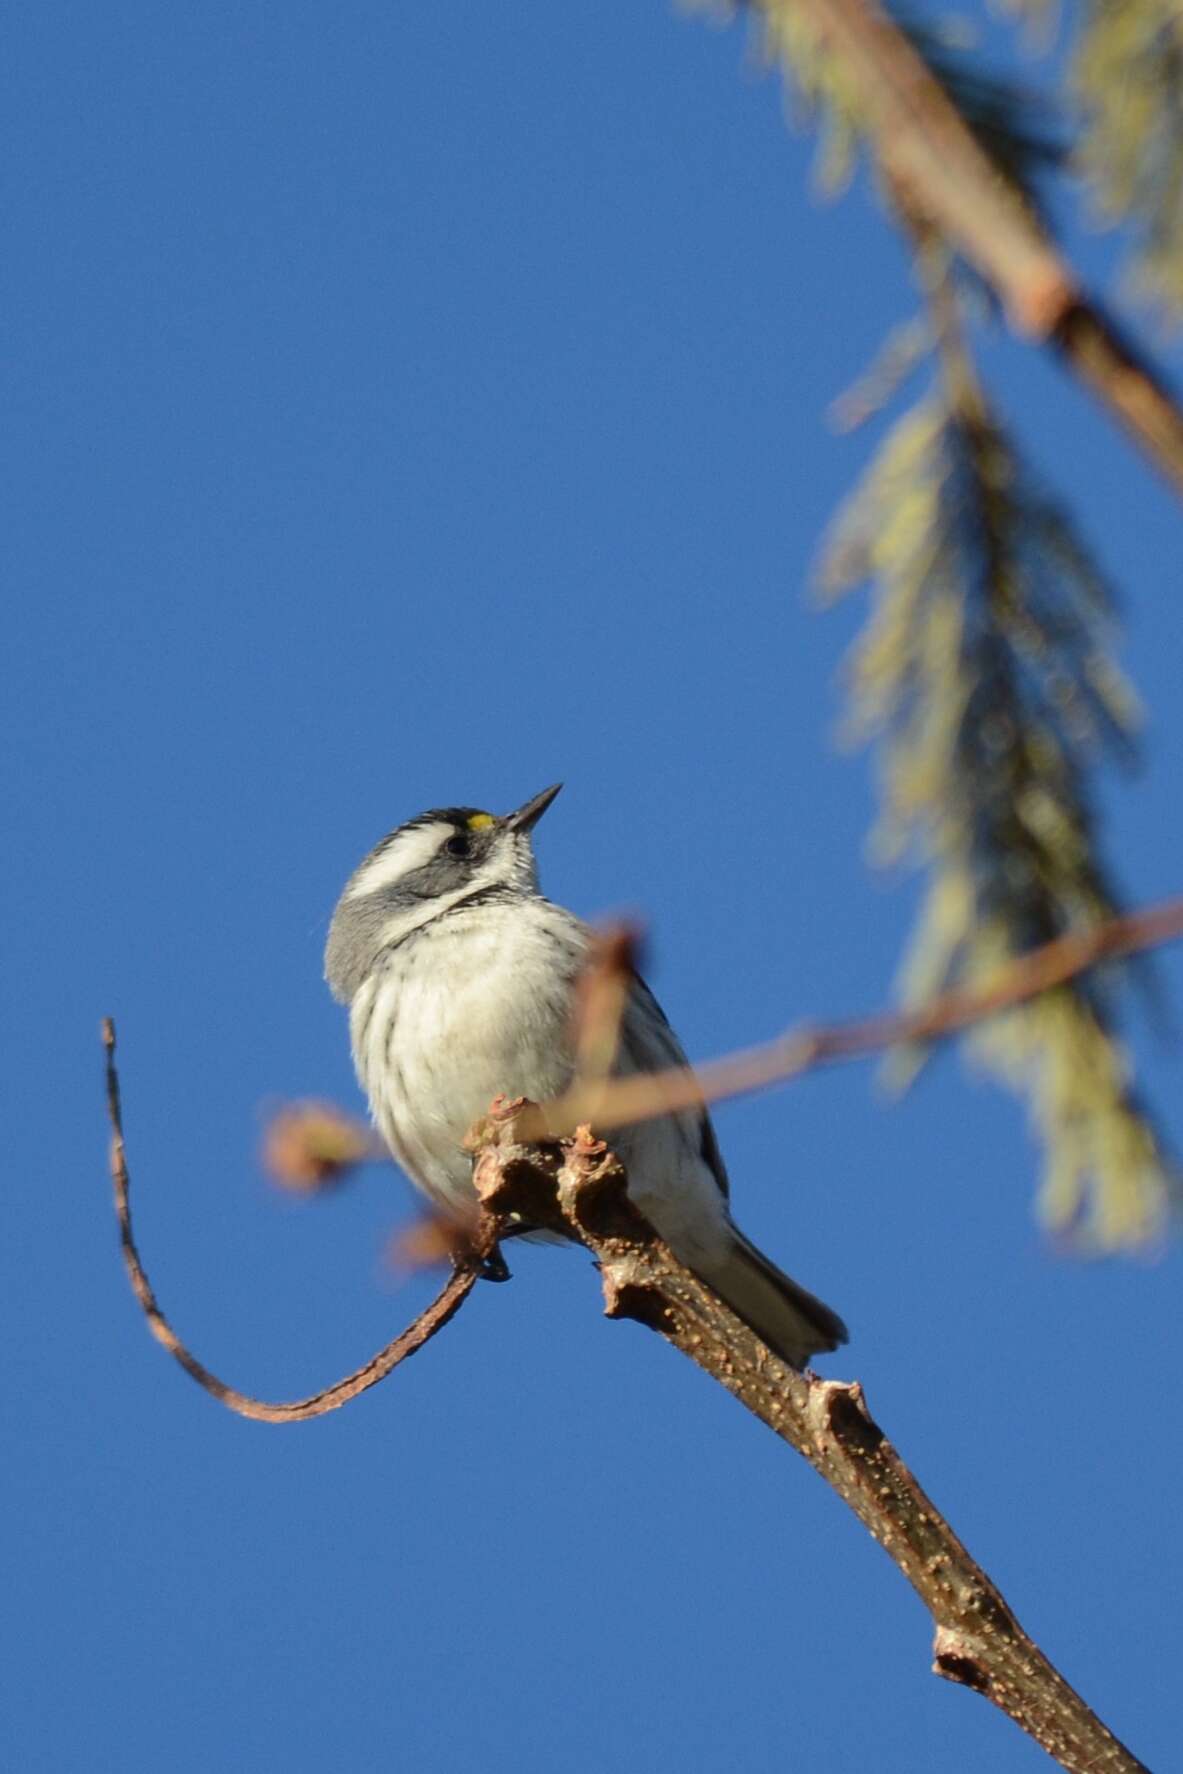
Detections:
520,893,1183,1142
101,1019,496,1423
569,924,639,1084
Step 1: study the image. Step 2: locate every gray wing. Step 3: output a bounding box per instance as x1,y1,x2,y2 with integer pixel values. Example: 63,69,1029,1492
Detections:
618,971,731,1203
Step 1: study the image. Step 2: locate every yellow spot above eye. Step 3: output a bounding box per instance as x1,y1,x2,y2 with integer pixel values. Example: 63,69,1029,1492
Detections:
467,812,495,830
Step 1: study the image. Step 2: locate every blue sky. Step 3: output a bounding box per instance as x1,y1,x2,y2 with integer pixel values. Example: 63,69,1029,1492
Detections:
5,5,1181,1771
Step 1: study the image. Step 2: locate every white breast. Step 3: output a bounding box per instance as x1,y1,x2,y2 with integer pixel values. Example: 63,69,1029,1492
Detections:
350,895,732,1268
350,899,587,1218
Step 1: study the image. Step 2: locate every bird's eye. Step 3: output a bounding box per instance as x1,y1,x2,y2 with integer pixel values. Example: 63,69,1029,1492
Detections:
445,833,470,857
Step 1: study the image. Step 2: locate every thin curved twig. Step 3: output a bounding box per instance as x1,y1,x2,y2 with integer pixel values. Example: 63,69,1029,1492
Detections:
101,1018,491,1423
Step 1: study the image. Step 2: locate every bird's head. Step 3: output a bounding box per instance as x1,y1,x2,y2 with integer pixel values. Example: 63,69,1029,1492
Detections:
325,783,562,1002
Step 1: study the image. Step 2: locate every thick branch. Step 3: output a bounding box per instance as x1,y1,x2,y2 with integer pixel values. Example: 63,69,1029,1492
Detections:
101,1018,495,1422
473,1116,1151,1774
752,0,1183,495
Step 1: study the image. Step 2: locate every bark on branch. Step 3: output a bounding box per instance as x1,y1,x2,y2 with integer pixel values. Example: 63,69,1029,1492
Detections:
471,1106,1151,1774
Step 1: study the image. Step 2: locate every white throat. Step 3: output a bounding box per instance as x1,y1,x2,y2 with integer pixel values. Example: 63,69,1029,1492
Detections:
369,860,512,955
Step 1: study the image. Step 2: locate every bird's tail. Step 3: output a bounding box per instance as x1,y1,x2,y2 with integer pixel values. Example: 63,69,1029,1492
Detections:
701,1229,848,1369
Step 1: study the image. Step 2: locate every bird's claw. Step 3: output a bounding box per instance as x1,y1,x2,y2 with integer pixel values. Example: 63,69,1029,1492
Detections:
479,1246,512,1284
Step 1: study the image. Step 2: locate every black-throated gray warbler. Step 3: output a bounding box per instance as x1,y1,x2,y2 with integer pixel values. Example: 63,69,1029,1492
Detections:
325,784,846,1366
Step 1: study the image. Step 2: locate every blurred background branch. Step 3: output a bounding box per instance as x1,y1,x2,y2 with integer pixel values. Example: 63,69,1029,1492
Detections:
259,898,1183,1212
681,0,1183,1250
695,0,1183,486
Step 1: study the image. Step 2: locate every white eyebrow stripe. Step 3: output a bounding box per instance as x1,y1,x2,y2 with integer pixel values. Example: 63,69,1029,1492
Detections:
346,822,451,899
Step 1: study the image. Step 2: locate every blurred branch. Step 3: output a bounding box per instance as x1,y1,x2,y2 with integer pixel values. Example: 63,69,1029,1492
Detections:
519,893,1183,1144
471,1115,1151,1774
101,1018,500,1423
568,923,640,1087
756,0,1075,331
262,1099,383,1192
726,0,1183,493
820,206,1176,1247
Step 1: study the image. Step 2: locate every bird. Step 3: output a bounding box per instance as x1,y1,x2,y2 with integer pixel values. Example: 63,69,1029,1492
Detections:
325,783,846,1367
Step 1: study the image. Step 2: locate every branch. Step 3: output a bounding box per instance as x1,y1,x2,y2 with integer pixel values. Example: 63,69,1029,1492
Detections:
472,1113,1152,1774
568,923,639,1085
752,0,1183,495
520,892,1183,1144
107,892,1183,1419
101,1018,497,1423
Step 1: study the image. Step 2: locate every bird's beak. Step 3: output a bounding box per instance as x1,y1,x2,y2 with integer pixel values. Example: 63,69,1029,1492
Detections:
504,782,563,833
